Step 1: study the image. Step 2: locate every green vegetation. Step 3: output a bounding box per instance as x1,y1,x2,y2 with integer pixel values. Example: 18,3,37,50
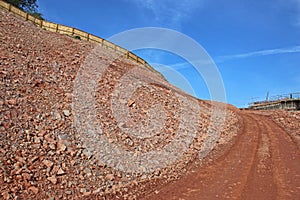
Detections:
4,0,43,19
74,35,81,40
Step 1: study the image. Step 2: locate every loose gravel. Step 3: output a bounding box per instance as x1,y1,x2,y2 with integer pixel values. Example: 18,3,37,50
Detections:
0,8,241,199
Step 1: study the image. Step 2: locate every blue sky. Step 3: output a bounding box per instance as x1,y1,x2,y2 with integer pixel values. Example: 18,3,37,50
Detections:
37,0,300,107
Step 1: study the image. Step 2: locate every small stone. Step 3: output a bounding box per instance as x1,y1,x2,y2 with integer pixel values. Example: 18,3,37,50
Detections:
82,149,92,159
52,111,61,121
49,143,56,150
57,168,65,175
0,148,5,154
6,99,16,105
105,174,114,181
65,93,72,102
127,99,135,107
22,173,31,181
63,110,70,117
43,160,54,168
92,188,102,194
57,141,67,152
70,160,76,166
0,100,3,107
47,176,57,184
139,166,147,173
66,190,72,195
15,156,25,164
30,156,39,164
38,130,46,137
3,122,10,129
132,180,138,186
34,136,42,144
154,170,161,176
141,174,147,180
28,186,39,194
15,175,22,181
80,188,87,193
1,191,10,200
51,165,59,174
83,191,91,196
84,167,92,177
45,134,56,144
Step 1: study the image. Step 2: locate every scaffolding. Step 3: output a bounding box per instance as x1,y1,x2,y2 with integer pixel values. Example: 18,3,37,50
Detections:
248,92,300,111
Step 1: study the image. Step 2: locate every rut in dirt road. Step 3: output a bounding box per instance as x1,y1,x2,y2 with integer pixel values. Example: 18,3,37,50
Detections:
146,112,300,200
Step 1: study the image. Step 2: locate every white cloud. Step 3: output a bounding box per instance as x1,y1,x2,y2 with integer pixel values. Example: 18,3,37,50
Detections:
217,45,300,61
127,0,204,27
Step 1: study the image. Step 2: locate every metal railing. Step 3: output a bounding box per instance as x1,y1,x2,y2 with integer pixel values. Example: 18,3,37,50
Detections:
249,92,300,106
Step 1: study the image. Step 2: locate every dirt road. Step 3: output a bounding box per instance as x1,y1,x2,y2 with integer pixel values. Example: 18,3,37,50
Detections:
146,112,300,199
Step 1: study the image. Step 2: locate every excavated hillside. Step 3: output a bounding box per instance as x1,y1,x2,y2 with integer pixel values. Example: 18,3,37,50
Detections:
0,8,299,200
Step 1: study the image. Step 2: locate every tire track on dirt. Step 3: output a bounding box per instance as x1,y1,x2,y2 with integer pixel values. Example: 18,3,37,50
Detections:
256,114,300,199
240,114,277,200
145,112,300,199
146,113,261,199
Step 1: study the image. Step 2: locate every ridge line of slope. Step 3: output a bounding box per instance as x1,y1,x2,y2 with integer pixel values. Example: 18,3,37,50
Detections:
0,0,166,80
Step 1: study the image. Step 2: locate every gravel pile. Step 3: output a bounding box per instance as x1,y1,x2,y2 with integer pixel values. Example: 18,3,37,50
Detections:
0,8,240,199
271,110,300,146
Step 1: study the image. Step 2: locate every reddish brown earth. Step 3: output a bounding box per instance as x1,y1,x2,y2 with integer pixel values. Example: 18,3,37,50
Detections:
145,111,300,199
0,8,299,200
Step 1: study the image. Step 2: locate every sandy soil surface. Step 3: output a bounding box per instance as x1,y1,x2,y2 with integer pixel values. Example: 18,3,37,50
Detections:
0,8,299,200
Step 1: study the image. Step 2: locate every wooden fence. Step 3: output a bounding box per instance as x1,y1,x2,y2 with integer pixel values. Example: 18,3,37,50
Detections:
0,1,164,78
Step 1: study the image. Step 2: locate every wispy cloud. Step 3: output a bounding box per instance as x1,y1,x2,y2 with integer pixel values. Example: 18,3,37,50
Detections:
217,45,300,62
127,0,204,27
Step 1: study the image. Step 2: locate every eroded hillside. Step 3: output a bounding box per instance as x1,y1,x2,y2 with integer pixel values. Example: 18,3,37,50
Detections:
0,8,240,199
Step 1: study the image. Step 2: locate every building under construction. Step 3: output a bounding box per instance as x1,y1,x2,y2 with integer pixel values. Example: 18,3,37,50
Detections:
248,92,300,111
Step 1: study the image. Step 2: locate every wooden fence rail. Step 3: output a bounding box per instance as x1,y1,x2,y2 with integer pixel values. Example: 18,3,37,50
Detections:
0,0,164,78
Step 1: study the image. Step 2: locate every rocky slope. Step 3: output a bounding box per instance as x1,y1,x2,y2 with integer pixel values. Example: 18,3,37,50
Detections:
1,8,242,199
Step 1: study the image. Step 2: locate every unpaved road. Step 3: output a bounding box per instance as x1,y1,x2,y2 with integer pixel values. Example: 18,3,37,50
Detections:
146,111,300,200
